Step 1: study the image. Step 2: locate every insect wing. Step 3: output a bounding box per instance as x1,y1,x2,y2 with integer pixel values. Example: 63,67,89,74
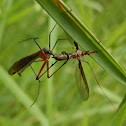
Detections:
8,53,38,76
75,60,89,100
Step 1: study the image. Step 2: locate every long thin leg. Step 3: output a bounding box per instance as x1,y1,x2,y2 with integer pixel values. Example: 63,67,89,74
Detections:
47,59,68,78
34,38,42,50
46,60,49,77
80,60,116,110
29,64,41,82
36,61,46,80
52,39,67,51
38,60,58,79
18,37,39,43
38,59,68,79
47,52,69,78
49,24,57,51
30,80,41,107
30,65,37,77
74,41,79,50
18,37,42,50
29,65,41,107
38,52,69,79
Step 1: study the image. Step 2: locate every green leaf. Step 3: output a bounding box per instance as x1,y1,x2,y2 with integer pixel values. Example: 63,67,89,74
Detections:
0,65,49,126
36,0,126,86
110,94,126,126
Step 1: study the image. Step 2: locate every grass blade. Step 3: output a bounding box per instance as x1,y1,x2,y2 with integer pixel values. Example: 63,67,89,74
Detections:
0,65,49,126
110,94,126,126
36,0,126,85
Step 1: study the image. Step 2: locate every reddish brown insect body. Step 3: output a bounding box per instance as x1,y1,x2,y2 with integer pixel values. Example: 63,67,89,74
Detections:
8,48,51,77
8,25,98,102
53,50,97,61
8,25,58,80
8,24,66,81
51,41,97,100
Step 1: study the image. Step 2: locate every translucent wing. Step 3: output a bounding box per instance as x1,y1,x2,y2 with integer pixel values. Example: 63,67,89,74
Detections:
65,32,89,100
8,52,39,76
75,60,89,100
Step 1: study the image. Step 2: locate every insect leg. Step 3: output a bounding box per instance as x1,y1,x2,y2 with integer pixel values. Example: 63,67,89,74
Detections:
48,52,69,78
52,39,67,51
36,61,46,80
49,24,57,51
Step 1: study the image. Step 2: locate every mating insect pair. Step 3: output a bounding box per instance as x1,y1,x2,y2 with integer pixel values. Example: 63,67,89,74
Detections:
8,24,97,102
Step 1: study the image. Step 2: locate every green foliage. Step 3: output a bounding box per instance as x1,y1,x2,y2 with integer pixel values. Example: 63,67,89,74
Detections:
110,94,126,126
37,0,126,86
0,0,126,126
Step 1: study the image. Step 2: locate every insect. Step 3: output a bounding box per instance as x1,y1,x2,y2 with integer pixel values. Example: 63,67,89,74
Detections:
51,39,114,106
8,25,98,102
8,25,67,106
52,41,97,100
8,43,52,77
8,25,65,80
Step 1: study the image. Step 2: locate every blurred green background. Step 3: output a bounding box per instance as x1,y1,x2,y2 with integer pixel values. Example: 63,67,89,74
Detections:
0,0,126,126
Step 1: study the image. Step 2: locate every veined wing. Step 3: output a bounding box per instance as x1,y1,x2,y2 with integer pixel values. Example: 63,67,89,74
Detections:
8,52,39,76
65,32,89,100
75,60,89,100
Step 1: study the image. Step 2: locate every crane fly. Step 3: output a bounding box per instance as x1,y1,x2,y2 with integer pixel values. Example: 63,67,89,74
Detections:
8,46,52,77
8,24,68,106
8,24,65,80
8,24,97,102
52,41,97,100
53,39,115,108
8,23,115,108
